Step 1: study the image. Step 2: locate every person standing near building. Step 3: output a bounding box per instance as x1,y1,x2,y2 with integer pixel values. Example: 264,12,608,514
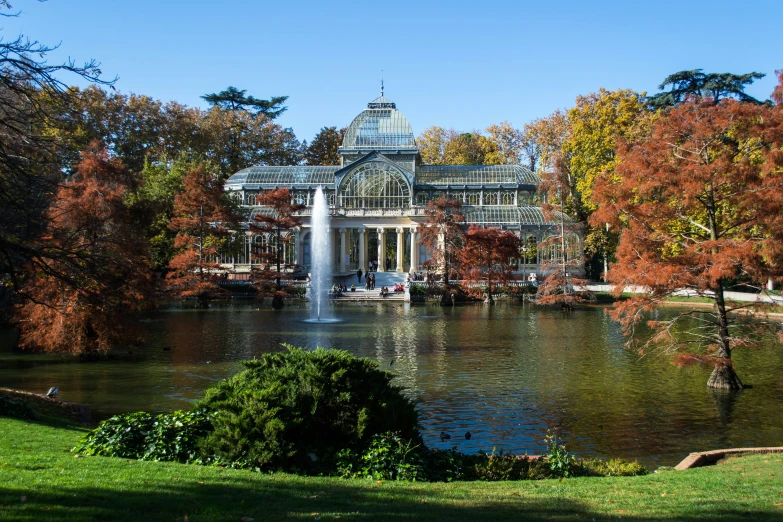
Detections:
357,268,363,283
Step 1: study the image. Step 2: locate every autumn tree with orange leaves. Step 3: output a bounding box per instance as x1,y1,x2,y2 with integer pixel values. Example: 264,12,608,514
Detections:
167,166,240,308
15,145,153,354
250,188,304,308
419,195,466,305
591,90,783,390
459,226,520,305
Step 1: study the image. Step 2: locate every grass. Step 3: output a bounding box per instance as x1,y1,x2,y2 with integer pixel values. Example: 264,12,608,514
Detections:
2,415,783,521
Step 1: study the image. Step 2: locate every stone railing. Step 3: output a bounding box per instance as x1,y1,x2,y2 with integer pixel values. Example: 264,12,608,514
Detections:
293,207,428,218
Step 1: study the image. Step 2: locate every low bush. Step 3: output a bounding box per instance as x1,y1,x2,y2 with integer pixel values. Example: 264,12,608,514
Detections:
464,449,521,480
75,409,213,463
196,346,420,472
336,432,426,481
543,430,577,478
286,285,307,297
580,458,649,477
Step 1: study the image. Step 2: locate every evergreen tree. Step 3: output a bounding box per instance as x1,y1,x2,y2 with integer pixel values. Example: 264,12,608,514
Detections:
304,126,345,165
647,70,766,109
201,86,288,118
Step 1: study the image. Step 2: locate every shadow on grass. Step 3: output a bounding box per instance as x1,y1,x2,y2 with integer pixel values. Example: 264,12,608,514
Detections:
1,478,780,522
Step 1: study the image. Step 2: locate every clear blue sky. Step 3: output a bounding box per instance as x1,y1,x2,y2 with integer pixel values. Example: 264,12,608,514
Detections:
5,0,782,143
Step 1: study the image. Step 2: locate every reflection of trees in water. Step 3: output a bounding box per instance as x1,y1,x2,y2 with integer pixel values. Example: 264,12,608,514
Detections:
710,388,741,428
4,303,782,465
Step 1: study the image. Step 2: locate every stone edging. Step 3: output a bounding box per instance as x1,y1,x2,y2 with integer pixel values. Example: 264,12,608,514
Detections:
674,447,783,470
0,387,93,425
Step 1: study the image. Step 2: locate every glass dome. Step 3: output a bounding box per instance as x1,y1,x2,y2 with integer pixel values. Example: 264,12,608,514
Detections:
341,95,416,150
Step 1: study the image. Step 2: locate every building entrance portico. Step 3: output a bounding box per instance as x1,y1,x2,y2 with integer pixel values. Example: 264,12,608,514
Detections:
333,223,419,274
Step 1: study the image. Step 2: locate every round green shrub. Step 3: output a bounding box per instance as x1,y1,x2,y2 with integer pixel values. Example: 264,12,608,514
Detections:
195,345,420,472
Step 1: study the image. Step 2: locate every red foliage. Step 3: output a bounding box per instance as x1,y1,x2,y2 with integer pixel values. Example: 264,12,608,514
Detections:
15,144,153,354
459,226,520,304
418,195,465,285
166,165,240,306
590,98,783,385
772,70,783,106
672,353,709,368
249,188,304,292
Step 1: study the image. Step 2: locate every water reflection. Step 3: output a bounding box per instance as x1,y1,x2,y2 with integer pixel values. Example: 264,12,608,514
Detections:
1,302,782,468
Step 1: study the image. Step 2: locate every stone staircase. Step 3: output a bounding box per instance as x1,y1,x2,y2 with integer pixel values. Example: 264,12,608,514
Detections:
336,271,408,301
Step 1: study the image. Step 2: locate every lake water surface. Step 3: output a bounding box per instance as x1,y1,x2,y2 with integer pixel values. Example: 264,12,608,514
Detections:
2,302,781,468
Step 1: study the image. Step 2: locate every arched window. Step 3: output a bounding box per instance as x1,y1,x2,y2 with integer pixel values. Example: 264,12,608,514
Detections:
339,162,411,209
465,192,479,205
501,191,514,205
291,191,306,205
415,192,430,206
484,191,500,205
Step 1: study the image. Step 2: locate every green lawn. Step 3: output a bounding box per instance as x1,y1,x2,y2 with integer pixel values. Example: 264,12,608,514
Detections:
1,416,782,521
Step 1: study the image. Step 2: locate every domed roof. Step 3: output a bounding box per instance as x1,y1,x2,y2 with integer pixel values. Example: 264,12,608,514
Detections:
341,94,416,151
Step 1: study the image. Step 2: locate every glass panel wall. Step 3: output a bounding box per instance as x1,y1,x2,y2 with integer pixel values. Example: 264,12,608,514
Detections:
339,162,411,209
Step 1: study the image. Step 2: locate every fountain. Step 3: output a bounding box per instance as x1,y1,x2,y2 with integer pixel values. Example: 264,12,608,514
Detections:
305,186,338,323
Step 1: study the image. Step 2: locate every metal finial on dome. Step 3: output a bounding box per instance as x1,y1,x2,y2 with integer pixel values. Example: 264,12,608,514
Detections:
381,70,384,96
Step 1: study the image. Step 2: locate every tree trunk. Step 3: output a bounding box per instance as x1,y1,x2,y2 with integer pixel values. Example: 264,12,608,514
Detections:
709,285,743,390
707,361,743,390
271,292,285,309
440,288,454,307
485,276,494,305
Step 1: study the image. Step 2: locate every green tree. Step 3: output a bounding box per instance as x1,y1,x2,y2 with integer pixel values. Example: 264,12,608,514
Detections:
128,157,199,272
647,69,766,109
443,132,501,165
565,88,653,217
561,89,654,279
200,87,295,177
198,108,303,178
41,86,203,175
304,126,345,165
201,86,288,118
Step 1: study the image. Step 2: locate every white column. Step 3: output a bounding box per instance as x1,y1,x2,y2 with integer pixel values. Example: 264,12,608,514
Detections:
536,233,542,273
377,227,386,272
339,228,347,272
294,228,302,266
358,227,368,273
396,227,405,273
409,226,418,273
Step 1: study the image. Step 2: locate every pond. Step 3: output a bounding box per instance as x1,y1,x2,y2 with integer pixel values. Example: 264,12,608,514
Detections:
2,302,782,468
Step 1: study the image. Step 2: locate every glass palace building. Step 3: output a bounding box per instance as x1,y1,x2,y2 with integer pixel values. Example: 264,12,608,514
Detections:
223,94,580,277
